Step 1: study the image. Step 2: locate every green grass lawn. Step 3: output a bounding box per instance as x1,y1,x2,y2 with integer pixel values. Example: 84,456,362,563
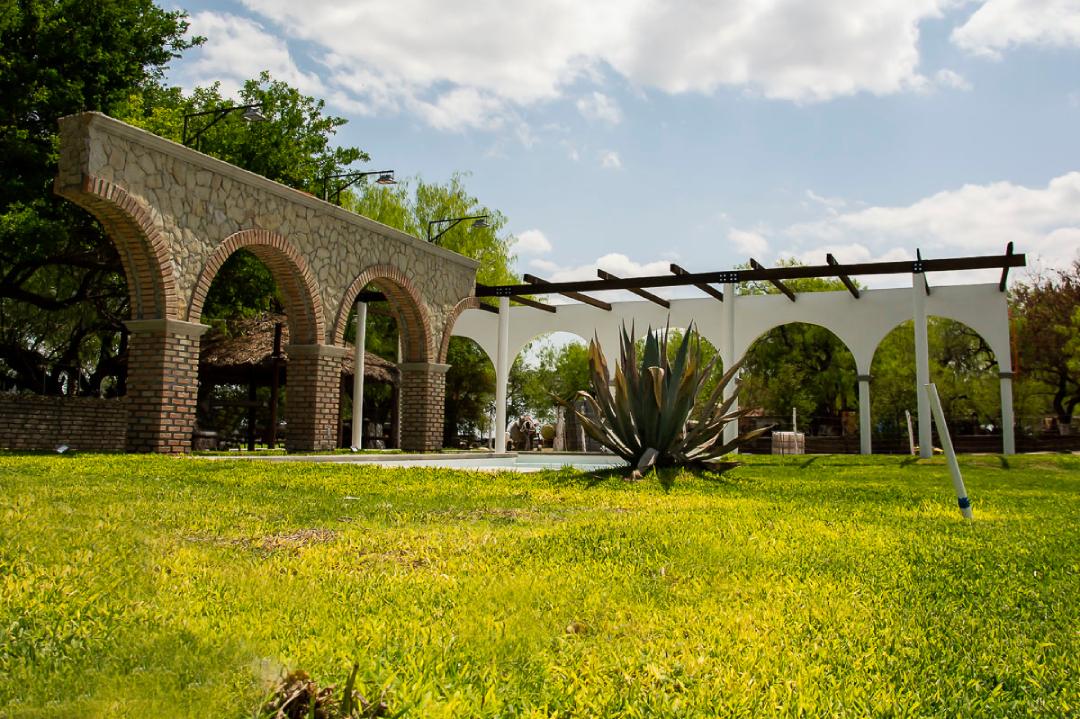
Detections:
2,453,1078,718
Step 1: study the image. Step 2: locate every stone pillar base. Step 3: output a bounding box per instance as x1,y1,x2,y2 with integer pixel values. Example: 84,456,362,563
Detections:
399,362,450,452
285,344,347,452
124,319,209,453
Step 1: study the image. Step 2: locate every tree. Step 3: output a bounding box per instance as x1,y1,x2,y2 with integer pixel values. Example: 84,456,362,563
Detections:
0,0,198,395
870,318,1001,436
1011,261,1080,428
508,339,591,424
118,73,367,194
347,173,516,286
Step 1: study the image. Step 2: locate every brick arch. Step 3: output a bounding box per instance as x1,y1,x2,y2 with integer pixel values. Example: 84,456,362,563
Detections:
63,175,178,319
438,296,482,363
188,229,324,344
334,264,433,363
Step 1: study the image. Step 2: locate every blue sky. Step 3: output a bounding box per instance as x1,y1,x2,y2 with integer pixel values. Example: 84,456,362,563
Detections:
165,0,1080,291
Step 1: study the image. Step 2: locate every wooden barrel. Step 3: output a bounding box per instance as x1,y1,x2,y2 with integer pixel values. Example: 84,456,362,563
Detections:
771,431,805,455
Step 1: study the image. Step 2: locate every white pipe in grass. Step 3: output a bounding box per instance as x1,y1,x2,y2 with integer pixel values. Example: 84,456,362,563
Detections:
925,382,973,520
350,301,367,451
905,409,916,456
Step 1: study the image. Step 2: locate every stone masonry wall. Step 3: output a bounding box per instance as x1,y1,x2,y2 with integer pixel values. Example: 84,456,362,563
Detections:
125,319,205,453
399,363,449,452
284,346,344,452
56,113,479,350
0,396,127,452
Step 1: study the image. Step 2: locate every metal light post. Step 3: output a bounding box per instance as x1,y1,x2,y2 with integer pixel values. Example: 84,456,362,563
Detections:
181,103,267,150
427,215,489,244
323,170,396,204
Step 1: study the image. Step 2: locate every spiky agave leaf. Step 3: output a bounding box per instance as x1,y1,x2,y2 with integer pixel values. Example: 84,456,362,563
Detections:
556,321,768,470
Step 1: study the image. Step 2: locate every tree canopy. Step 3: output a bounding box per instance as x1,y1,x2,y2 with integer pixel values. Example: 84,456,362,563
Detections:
0,0,198,394
1011,261,1080,425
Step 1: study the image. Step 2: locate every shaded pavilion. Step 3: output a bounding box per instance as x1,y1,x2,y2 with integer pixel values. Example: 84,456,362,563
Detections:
198,314,399,449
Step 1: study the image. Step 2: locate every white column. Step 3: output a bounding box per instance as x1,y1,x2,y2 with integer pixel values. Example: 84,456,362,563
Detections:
494,296,511,453
350,301,367,449
858,374,872,455
999,359,1016,455
913,277,932,458
722,283,739,447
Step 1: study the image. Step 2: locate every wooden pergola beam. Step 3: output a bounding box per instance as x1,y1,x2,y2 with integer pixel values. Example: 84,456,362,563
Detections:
473,251,1026,298
523,273,611,311
826,253,861,299
999,241,1014,292
512,296,557,313
916,249,931,296
475,284,556,313
670,263,724,302
750,258,796,302
597,269,669,308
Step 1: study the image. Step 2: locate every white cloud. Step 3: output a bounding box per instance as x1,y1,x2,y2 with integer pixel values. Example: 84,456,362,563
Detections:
934,68,972,91
528,258,561,273
952,0,1080,58
173,12,325,99
600,150,622,170
766,172,1080,285
217,0,954,131
410,87,510,132
728,228,770,256
513,229,553,255
576,92,623,124
805,189,849,215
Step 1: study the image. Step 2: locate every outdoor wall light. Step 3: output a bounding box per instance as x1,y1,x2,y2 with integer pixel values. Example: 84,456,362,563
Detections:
322,170,397,203
427,215,490,244
181,103,267,149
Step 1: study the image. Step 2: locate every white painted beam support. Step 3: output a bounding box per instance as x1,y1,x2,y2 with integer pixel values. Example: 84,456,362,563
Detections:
350,301,367,450
913,277,933,458
722,283,739,447
999,370,1016,455
495,296,511,453
858,374,872,455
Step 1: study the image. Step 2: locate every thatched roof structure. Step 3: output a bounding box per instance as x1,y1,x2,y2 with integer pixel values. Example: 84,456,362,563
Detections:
199,314,398,385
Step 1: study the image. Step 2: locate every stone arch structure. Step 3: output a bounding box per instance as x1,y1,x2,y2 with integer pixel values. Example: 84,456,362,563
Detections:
335,264,433,362
55,112,478,453
62,176,179,319
190,229,325,343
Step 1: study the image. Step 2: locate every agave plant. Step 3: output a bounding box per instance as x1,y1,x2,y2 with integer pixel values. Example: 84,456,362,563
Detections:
560,323,768,471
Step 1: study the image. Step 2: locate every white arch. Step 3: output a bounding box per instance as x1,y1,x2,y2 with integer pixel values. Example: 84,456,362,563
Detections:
452,281,1015,455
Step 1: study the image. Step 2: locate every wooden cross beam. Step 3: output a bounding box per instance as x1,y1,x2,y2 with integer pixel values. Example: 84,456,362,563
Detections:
523,274,611,311
597,269,670,308
916,249,931,296
749,258,796,302
670,263,724,302
999,242,1014,292
512,296,557,313
826,253,861,299
475,284,556,313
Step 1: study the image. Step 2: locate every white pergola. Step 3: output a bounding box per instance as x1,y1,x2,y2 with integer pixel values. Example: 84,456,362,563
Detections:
453,260,1019,457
